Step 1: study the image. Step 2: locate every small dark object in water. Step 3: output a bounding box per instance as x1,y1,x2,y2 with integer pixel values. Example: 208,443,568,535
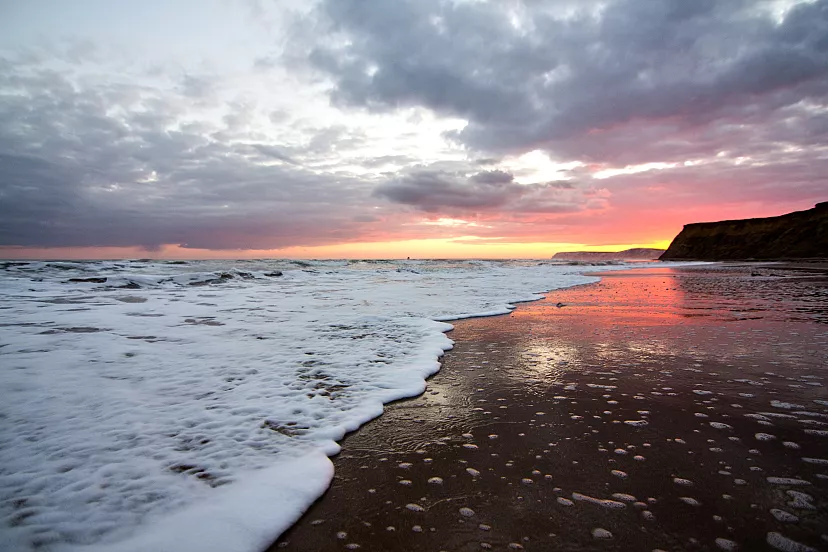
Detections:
556,302,566,308
264,271,283,277
68,277,107,283
119,282,142,289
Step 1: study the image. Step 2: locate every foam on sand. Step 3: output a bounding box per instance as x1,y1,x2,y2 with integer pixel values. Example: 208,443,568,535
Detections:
61,453,333,552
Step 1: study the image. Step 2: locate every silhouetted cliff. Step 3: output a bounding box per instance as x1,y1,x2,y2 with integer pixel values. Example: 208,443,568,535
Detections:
553,248,665,261
660,203,828,260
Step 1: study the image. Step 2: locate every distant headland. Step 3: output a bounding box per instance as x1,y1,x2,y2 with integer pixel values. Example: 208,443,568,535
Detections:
552,248,665,261
660,202,828,261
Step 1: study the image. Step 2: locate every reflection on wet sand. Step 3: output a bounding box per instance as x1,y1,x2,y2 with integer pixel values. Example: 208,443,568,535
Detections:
272,264,828,552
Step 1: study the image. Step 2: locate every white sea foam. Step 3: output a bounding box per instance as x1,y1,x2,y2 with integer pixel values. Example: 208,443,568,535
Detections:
0,259,648,551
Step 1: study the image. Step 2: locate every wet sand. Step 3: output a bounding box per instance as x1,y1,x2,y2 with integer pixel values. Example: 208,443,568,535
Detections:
270,264,828,552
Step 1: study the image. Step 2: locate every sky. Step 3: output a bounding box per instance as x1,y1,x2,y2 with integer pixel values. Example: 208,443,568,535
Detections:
0,0,826,259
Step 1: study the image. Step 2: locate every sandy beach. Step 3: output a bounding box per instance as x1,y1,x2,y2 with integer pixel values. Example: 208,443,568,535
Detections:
270,264,828,552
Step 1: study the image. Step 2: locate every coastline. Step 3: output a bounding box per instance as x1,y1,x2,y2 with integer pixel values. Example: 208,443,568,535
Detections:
269,263,828,551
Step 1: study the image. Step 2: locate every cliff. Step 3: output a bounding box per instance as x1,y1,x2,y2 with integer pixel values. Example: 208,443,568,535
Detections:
552,248,665,261
659,202,828,261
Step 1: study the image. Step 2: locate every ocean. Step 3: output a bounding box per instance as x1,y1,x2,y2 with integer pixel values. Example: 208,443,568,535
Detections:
0,258,656,551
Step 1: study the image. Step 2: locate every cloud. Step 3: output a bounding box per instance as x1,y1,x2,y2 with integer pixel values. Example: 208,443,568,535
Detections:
373,166,591,216
306,0,828,164
0,55,384,250
2,1,826,254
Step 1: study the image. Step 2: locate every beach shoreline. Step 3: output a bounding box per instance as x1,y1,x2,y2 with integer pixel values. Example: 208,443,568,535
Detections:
270,263,828,552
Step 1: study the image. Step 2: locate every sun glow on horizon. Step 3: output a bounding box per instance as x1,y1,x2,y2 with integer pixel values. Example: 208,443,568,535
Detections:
0,237,675,261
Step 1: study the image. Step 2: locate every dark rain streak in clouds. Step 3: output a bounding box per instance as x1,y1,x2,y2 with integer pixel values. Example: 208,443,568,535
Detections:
1,0,827,250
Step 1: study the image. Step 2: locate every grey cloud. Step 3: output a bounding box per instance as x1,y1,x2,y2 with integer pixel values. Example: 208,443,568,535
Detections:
305,0,828,167
373,169,519,212
0,57,381,250
373,167,589,215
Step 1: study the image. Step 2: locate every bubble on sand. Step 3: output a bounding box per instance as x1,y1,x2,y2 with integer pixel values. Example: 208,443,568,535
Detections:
614,448,628,455
770,509,799,522
572,492,626,509
634,455,646,461
624,420,648,427
767,477,810,486
715,537,738,550
755,433,776,441
557,497,574,506
679,497,701,506
786,490,815,510
766,532,817,552
673,477,693,486
406,503,425,512
611,470,628,479
399,480,412,486
521,478,534,485
488,434,498,439
695,413,709,418
345,544,361,550
337,532,348,539
592,528,613,539
412,525,423,533
642,510,656,521
611,493,637,502
710,422,733,430
466,468,481,477
783,442,800,449
459,507,475,517
770,401,806,410
803,458,828,465
478,524,491,531
463,444,479,450
398,462,413,469
694,390,713,395
428,477,443,485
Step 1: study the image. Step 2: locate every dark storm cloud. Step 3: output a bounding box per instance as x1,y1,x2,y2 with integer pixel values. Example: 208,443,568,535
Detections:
307,0,828,163
374,167,586,215
0,57,379,250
